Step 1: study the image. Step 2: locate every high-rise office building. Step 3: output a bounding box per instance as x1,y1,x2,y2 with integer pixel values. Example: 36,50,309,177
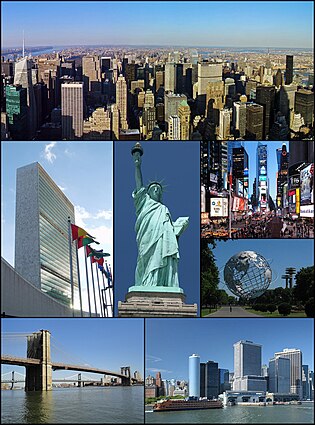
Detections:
246,103,263,140
61,81,84,139
164,92,187,125
285,55,293,85
165,62,176,92
276,143,289,208
200,361,219,399
5,84,28,140
274,348,303,399
14,57,37,138
256,85,276,139
82,107,111,140
178,100,191,140
219,368,230,394
233,101,247,138
168,115,181,140
116,74,128,130
269,356,291,394
233,340,264,391
82,55,101,92
155,70,164,91
197,62,222,114
189,354,200,397
302,365,310,400
232,146,249,197
205,81,224,123
15,162,78,306
294,89,314,127
218,108,232,140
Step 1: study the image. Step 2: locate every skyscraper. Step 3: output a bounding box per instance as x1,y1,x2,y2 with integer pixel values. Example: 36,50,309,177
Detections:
164,62,176,92
5,84,28,140
178,100,191,140
256,143,269,212
246,103,263,140
274,348,303,399
294,89,314,127
15,162,78,307
168,115,180,140
200,361,219,399
116,74,128,130
233,101,247,138
256,85,276,139
285,55,293,85
189,354,200,397
269,356,291,394
61,81,84,139
302,365,310,400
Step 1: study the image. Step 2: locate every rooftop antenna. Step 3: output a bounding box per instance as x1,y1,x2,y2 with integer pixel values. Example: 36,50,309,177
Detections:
22,30,25,58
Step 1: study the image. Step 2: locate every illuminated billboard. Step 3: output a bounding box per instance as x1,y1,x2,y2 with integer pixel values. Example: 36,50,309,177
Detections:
300,164,314,205
210,198,228,217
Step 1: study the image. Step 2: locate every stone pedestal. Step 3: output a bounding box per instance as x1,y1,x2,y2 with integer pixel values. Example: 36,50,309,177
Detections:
118,290,197,317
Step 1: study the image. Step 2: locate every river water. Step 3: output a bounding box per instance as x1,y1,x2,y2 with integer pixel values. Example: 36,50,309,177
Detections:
1,386,144,424
146,402,314,423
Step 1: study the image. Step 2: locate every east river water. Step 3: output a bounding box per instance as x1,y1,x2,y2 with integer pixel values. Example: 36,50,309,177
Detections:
1,386,144,424
146,402,314,423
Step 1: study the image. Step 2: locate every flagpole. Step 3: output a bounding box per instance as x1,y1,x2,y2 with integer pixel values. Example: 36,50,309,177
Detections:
105,261,113,316
90,258,98,316
75,240,83,317
95,263,104,317
84,246,92,317
101,272,109,317
67,217,75,317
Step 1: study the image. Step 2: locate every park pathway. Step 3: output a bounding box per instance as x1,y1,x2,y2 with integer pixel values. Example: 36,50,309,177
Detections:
204,306,260,317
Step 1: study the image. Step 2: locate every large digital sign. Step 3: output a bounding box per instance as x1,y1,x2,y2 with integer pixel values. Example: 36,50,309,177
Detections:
210,198,229,217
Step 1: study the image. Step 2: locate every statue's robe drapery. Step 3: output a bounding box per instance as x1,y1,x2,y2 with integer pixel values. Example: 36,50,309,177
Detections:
133,186,179,287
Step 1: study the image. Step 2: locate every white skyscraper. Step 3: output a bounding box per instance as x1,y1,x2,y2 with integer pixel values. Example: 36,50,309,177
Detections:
61,82,84,139
116,74,128,130
168,115,181,140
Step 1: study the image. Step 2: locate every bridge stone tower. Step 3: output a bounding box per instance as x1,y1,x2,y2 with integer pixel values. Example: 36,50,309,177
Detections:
25,330,52,391
120,366,131,386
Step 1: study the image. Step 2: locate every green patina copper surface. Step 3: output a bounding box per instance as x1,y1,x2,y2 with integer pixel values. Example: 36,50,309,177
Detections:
128,143,189,294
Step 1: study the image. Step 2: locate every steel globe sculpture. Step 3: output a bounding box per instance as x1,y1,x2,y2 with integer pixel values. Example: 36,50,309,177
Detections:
224,251,272,299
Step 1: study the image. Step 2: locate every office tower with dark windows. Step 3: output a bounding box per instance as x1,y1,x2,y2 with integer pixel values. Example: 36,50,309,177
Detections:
219,368,231,394
15,162,78,307
276,143,289,208
274,348,303,399
256,85,276,139
302,365,310,400
61,81,84,139
232,146,249,197
5,84,28,140
246,103,263,140
286,55,293,85
269,356,291,394
200,361,219,399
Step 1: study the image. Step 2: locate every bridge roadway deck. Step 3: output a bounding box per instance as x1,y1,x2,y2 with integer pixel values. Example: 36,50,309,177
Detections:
1,355,132,381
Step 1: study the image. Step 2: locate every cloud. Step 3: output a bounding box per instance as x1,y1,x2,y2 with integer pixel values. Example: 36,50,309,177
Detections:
57,185,66,192
64,148,75,158
146,355,163,363
94,210,112,220
43,142,57,163
75,206,92,227
146,368,173,374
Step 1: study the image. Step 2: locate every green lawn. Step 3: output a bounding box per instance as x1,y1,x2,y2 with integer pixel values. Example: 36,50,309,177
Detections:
201,307,220,317
244,307,307,318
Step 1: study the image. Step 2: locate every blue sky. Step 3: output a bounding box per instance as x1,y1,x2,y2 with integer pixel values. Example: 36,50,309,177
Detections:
1,141,113,314
1,318,144,381
1,1,313,48
146,318,314,381
212,238,314,296
114,142,200,315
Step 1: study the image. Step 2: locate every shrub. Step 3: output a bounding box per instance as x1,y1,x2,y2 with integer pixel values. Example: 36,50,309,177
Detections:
304,298,314,318
267,304,277,313
278,303,292,316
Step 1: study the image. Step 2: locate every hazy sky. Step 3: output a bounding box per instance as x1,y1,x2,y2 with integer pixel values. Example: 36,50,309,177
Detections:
146,318,314,381
1,141,113,314
1,318,144,380
1,1,314,48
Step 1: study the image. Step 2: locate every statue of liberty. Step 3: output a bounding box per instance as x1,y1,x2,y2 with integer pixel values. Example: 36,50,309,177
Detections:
129,143,189,293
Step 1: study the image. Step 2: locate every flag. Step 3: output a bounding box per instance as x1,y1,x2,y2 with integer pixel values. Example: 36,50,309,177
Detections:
77,235,99,249
87,247,110,258
91,256,104,266
71,224,92,241
104,262,112,281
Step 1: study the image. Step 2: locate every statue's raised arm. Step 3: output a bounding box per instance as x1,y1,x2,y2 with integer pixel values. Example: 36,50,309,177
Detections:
131,143,144,191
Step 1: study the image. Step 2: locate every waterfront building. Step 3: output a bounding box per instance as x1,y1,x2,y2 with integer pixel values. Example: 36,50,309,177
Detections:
200,361,219,399
274,348,303,399
219,368,231,394
189,354,200,398
269,356,290,394
302,365,310,400
233,340,263,392
15,162,78,306
61,81,84,139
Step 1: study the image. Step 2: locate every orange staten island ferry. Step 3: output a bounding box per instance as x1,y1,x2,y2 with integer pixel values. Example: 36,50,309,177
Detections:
153,398,223,412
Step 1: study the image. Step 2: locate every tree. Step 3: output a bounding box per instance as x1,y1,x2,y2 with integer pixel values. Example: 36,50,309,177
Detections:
267,304,277,314
201,239,220,307
278,302,292,316
293,266,314,304
305,298,314,318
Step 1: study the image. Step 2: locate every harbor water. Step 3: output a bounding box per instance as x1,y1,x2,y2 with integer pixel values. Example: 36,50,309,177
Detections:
1,386,144,424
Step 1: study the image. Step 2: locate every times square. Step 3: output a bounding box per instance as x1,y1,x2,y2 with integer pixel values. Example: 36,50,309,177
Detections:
201,141,314,239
